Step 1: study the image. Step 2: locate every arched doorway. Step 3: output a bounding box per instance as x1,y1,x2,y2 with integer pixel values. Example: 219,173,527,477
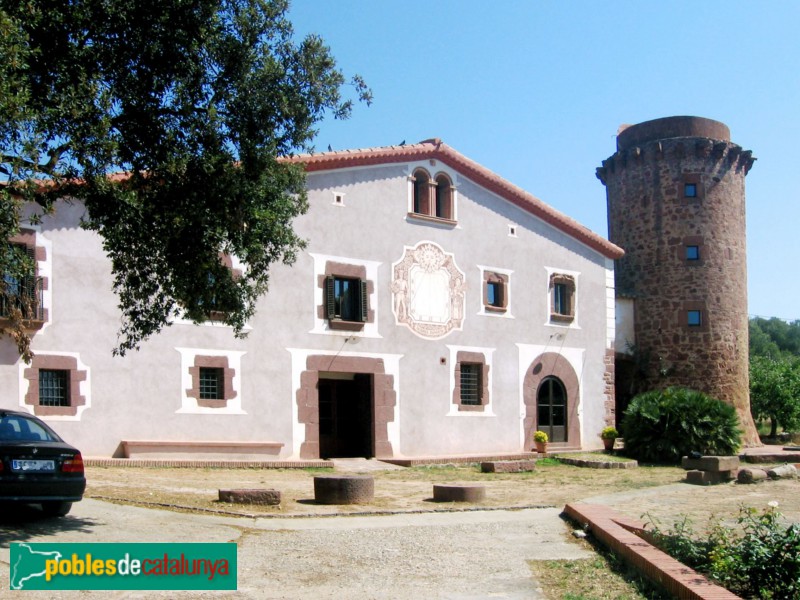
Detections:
523,352,580,450
537,377,567,443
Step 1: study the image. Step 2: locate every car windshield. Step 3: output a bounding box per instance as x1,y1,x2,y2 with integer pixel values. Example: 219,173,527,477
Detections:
0,414,61,442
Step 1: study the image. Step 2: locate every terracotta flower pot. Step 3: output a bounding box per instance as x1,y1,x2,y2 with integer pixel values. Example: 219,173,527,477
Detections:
534,441,548,455
602,437,615,452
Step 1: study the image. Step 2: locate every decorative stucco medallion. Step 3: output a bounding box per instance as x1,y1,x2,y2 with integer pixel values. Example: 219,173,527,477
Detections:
392,242,465,339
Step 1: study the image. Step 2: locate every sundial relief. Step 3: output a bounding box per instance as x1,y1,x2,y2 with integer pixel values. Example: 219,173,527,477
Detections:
392,242,465,339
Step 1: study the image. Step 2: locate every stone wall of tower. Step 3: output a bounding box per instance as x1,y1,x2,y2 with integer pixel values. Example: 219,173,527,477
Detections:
597,116,759,444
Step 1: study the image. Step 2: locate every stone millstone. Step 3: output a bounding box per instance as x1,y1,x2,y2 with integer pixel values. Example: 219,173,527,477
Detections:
432,484,486,503
218,489,281,505
313,475,374,505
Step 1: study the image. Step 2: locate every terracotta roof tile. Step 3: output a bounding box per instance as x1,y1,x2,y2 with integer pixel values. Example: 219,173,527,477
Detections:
285,139,623,259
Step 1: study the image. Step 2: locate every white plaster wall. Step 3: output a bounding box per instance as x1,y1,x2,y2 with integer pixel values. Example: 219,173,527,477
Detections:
615,297,636,354
0,158,615,459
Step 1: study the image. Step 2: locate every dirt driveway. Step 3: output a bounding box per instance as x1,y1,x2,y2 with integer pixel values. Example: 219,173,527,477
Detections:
2,458,798,599
84,457,800,529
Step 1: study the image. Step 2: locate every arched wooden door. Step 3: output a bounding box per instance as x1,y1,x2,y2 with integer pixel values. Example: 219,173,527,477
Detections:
537,376,567,443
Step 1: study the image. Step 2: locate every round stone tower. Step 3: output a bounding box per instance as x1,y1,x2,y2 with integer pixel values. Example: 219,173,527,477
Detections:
597,116,759,445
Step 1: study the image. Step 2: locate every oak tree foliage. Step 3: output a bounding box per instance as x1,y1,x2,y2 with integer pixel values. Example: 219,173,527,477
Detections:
749,318,800,437
0,0,370,357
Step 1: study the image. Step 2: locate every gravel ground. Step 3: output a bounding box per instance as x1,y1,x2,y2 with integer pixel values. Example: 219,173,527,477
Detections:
233,509,588,600
5,458,799,599
1,501,589,599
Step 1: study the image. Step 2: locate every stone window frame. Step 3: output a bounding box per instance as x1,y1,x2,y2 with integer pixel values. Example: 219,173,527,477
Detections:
484,272,508,313
173,253,246,328
452,351,490,413
297,355,396,460
204,253,244,322
317,261,374,332
549,273,577,324
23,354,87,417
682,301,709,332
681,173,704,202
478,267,513,318
408,167,457,226
3,229,49,329
682,235,705,265
186,355,236,409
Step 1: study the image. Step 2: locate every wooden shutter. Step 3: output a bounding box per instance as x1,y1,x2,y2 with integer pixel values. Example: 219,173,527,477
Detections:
359,280,368,322
325,276,336,319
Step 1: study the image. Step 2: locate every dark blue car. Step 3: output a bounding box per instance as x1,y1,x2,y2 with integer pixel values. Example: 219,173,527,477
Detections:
0,409,86,516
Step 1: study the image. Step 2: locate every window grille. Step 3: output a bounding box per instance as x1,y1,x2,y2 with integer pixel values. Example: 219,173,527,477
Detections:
460,363,482,405
199,367,223,400
39,369,70,406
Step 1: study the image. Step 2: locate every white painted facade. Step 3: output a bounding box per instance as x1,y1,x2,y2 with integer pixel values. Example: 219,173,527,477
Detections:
0,141,622,459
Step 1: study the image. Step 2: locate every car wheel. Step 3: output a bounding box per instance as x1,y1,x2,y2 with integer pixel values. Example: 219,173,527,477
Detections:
41,501,72,517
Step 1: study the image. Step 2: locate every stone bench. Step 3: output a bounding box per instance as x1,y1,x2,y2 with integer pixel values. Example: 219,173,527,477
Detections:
432,484,486,503
121,440,284,460
480,460,536,473
218,489,281,505
681,455,739,485
313,475,374,505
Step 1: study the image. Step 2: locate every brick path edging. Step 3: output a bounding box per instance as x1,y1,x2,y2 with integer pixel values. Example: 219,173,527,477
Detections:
563,503,740,599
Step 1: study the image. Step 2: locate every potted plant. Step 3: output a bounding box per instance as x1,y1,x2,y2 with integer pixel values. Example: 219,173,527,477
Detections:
533,430,548,455
600,426,618,452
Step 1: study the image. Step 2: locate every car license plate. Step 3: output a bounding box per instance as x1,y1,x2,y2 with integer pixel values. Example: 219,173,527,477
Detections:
11,459,55,472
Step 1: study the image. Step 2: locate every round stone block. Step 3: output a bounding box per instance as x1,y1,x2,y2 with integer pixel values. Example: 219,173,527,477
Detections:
432,484,486,503
218,489,281,505
313,475,374,505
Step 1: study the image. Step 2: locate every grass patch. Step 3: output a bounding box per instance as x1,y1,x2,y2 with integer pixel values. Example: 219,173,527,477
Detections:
530,530,669,599
554,452,633,463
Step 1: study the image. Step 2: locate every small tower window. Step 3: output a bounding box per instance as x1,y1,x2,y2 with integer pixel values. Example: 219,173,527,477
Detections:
681,174,703,200
686,245,700,261
687,310,702,327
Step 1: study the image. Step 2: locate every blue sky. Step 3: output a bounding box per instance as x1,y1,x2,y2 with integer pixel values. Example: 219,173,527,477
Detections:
288,1,800,322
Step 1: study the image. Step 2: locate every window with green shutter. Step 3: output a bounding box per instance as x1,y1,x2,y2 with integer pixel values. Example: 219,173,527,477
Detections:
325,276,368,322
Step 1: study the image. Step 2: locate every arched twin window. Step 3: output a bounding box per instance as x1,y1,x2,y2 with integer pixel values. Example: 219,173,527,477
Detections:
411,168,454,221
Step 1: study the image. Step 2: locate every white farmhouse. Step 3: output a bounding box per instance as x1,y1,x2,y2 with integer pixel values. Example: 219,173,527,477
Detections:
1,139,623,460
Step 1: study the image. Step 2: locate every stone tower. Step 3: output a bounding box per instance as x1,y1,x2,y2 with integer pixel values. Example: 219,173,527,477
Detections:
597,116,759,445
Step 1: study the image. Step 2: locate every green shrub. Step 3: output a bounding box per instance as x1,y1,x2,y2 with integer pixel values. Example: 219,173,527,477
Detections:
647,504,800,599
620,387,741,463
